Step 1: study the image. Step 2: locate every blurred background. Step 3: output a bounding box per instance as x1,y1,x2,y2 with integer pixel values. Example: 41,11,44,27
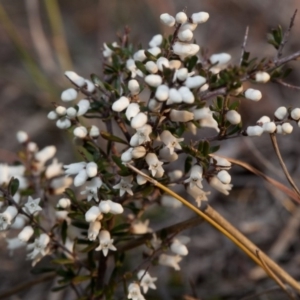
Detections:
1,0,300,299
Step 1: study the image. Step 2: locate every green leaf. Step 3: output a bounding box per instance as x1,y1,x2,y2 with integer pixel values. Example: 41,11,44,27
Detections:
71,220,89,230
135,61,147,74
91,73,105,90
61,220,68,244
72,275,91,285
8,177,19,196
209,145,220,154
52,258,75,265
217,96,223,110
112,155,128,173
202,141,210,157
111,223,131,234
186,55,198,72
184,156,193,173
100,131,128,145
80,242,98,253
144,50,157,61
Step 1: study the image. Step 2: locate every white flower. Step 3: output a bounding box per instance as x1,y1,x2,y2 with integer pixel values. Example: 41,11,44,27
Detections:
211,156,231,168
178,28,193,41
184,164,203,189
81,177,102,202
57,198,71,209
133,50,146,62
175,68,188,81
155,84,169,101
127,282,145,300
137,270,157,294
184,76,206,89
282,122,293,134
255,71,270,83
35,146,56,165
148,47,161,57
193,107,219,132
131,112,148,129
24,196,42,215
130,124,152,146
145,74,162,87
160,130,183,155
159,147,178,163
209,176,233,195
88,221,101,241
121,148,133,163
74,169,89,186
178,86,194,104
160,13,175,27
210,53,231,65
246,125,264,136
132,146,146,159
113,176,133,196
128,79,140,96
262,122,276,133
217,170,231,184
156,57,169,71
168,88,183,104
136,169,149,185
175,11,187,23
257,116,271,124
145,153,164,177
65,71,85,87
170,239,188,256
85,206,102,223
244,88,262,101
95,230,116,256
11,214,28,229
99,200,123,214
126,59,138,78
56,118,71,129
131,219,152,234
276,124,283,134
159,254,182,270
47,111,58,120
66,107,77,118
55,106,67,116
74,126,88,138
6,237,26,255
169,60,181,69
149,34,163,48
187,185,210,207
191,12,209,24
226,110,241,124
290,108,300,120
173,42,200,60
103,42,118,58
89,125,100,138
86,162,98,177
145,61,158,73
84,79,95,93
18,225,34,242
148,99,161,112
0,206,18,230
77,99,90,116
274,106,287,120
50,176,72,195
61,88,78,102
112,96,130,112
64,162,86,175
27,233,50,266
170,109,194,122
16,131,28,143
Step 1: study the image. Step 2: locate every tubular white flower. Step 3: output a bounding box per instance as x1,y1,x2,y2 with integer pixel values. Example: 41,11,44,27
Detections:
107,200,124,214
209,176,233,195
148,47,161,57
98,200,110,214
184,164,203,189
47,111,58,120
85,206,102,223
291,108,300,120
133,49,146,62
170,239,188,256
137,270,157,294
262,122,276,133
168,88,182,104
18,226,34,242
77,99,91,116
64,162,86,175
65,71,85,87
211,155,231,168
217,170,231,184
282,122,293,134
226,110,241,124
128,79,140,96
84,79,95,93
132,146,146,159
16,131,28,143
130,124,152,146
159,147,178,162
244,88,262,101
170,109,194,122
27,233,50,266
61,88,78,102
57,198,71,209
173,42,200,60
74,169,89,186
88,221,101,241
56,118,71,129
145,74,162,87
86,162,98,177
127,283,145,300
187,185,210,207
191,12,209,24
131,112,148,129
35,146,56,164
89,125,100,138
155,84,169,101
159,254,182,270
121,147,133,163
95,230,116,256
255,71,270,83
160,130,183,154
179,86,195,104
73,126,88,138
160,13,175,26
193,107,219,132
145,153,164,177
145,61,158,73
175,11,188,24
156,57,169,71
178,29,193,42
184,76,206,89
257,116,271,124
81,177,102,202
169,60,181,69
149,34,163,48
210,53,231,65
246,125,264,136
112,96,130,112
113,176,133,196
274,106,288,120
0,206,18,230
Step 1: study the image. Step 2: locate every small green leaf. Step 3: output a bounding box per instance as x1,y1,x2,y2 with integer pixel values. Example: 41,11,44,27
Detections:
111,223,131,234
209,145,220,154
184,156,193,173
8,177,19,196
72,275,91,285
52,258,75,265
91,73,105,90
135,61,147,74
217,96,223,110
80,242,98,253
100,131,128,145
186,55,198,72
202,141,210,157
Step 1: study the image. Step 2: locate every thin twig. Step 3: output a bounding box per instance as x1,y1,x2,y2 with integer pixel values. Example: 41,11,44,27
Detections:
269,133,300,197
239,26,249,66
275,9,298,65
274,79,300,90
275,50,300,68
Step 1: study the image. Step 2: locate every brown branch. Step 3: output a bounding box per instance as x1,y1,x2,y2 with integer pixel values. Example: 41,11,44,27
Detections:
240,26,249,66
275,50,300,68
274,79,300,90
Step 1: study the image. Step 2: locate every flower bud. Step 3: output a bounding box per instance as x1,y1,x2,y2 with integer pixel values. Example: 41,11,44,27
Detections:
35,146,56,163
133,49,146,62
156,57,169,71
136,169,149,185
18,226,34,242
178,29,193,41
262,122,276,133
184,76,206,89
149,34,163,48
244,88,262,101
246,125,264,136
148,99,162,112
291,108,300,120
175,12,187,24
89,125,100,138
107,200,124,214
191,12,209,24
255,71,270,83
132,146,146,159
148,47,161,57
84,79,95,93
274,106,287,120
73,126,88,138
128,79,140,95
121,148,133,162
85,206,101,223
169,60,181,69
131,112,148,129
155,84,169,101
170,109,194,122
47,111,58,120
66,107,77,118
61,88,77,102
77,99,91,116
125,103,140,120
160,13,175,27
276,125,283,134
74,169,88,186
57,198,71,209
65,71,85,87
99,200,111,214
55,106,66,116
217,170,231,184
170,240,188,256
145,61,158,73
86,162,98,177
257,116,270,124
173,42,200,59
210,53,231,65
226,110,241,124
176,68,188,81
200,83,209,92
27,142,38,152
145,74,162,87
16,131,28,144
56,118,71,129
88,221,101,241
168,88,182,103
179,86,194,104
112,96,130,112
282,122,293,134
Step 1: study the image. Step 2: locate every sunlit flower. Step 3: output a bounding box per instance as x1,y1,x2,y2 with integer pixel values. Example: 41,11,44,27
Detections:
95,230,116,256
184,164,203,189
160,130,184,155
145,153,164,177
127,282,145,300
113,176,133,196
27,233,51,266
88,221,101,241
24,196,42,215
209,176,233,195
